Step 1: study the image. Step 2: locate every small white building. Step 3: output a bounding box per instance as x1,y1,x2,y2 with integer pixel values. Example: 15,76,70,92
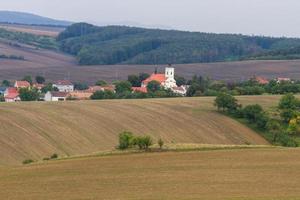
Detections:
45,91,68,101
53,80,74,92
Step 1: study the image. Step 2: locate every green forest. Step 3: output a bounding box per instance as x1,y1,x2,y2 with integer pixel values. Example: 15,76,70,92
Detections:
57,23,300,65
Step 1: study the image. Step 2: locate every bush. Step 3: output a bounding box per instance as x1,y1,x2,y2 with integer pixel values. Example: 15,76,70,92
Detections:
50,153,58,159
276,133,298,147
158,138,164,149
23,159,34,165
118,131,135,150
133,136,153,150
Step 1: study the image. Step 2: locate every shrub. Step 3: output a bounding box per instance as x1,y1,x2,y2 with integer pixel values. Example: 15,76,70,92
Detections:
50,154,58,159
158,138,164,149
133,136,153,150
23,159,34,165
118,131,134,150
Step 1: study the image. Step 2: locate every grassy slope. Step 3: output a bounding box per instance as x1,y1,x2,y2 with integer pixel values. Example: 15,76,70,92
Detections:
1,148,300,200
0,96,273,165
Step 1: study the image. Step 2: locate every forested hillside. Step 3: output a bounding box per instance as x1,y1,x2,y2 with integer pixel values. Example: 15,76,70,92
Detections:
0,28,58,50
57,23,300,65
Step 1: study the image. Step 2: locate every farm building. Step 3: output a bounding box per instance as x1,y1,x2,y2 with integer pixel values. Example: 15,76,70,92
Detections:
45,91,68,101
4,87,20,102
53,80,74,92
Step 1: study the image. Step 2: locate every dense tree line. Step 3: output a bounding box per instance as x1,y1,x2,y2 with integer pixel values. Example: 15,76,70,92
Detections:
214,93,299,147
57,23,300,65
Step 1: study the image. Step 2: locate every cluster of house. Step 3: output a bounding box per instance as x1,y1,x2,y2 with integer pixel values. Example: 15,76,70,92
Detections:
0,67,188,102
253,76,293,85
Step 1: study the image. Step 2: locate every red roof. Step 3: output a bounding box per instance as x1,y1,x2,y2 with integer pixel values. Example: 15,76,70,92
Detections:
15,81,30,88
5,93,19,99
255,76,269,85
132,87,148,93
142,74,166,85
6,87,18,94
54,80,73,85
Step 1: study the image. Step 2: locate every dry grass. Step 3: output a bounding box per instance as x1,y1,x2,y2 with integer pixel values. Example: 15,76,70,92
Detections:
0,96,272,165
0,148,300,200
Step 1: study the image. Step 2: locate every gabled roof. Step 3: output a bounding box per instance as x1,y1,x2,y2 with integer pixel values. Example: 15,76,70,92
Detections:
15,81,30,88
255,76,269,85
5,92,19,99
6,87,18,94
142,74,166,85
132,87,148,93
54,80,73,86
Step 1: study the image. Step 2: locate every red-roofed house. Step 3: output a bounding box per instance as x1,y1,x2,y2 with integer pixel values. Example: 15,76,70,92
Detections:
276,77,293,83
132,87,148,93
255,76,269,85
14,81,30,89
4,87,20,102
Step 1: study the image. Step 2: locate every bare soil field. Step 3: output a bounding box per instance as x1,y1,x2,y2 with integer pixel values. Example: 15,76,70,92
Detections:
1,54,300,84
0,96,273,166
0,23,64,37
1,148,300,200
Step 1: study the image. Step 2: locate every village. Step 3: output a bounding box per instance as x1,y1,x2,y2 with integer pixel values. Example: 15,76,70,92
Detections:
0,65,297,103
0,66,188,102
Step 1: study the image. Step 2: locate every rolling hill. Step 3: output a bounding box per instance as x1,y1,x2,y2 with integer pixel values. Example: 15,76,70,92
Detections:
58,23,300,65
0,11,72,26
1,148,300,200
0,96,277,165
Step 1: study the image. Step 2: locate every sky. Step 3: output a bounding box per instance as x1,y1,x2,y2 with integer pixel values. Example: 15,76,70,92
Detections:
1,0,300,37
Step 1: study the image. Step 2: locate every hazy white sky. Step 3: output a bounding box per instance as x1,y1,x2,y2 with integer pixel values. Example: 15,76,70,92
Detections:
1,0,300,37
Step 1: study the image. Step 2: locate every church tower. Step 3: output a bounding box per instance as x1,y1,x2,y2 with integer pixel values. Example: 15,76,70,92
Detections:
164,66,177,88
165,67,175,80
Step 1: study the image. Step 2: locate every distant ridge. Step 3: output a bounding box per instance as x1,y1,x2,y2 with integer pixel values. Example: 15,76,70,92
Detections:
0,11,72,26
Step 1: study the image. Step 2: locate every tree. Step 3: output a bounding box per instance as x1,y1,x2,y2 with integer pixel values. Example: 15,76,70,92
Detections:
1,80,10,87
147,80,161,93
74,82,89,90
214,93,239,112
133,135,153,150
35,76,45,84
19,88,39,101
128,75,140,87
22,76,33,85
139,73,150,83
279,94,299,110
95,80,107,86
91,90,115,100
115,81,132,94
41,83,57,93
175,75,186,86
158,138,164,149
280,109,296,123
118,131,134,150
266,120,281,142
243,104,264,123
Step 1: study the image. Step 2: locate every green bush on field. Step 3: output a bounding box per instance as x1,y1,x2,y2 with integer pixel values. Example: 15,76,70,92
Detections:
22,159,34,165
118,132,156,151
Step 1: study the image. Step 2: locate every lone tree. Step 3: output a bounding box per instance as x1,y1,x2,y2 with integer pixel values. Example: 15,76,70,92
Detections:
118,131,134,150
158,138,164,149
214,93,239,112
